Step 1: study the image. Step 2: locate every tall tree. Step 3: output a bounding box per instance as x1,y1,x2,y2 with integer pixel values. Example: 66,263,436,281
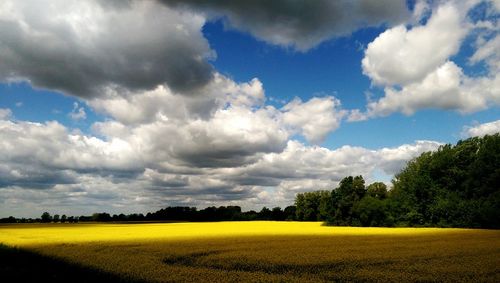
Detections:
41,212,52,223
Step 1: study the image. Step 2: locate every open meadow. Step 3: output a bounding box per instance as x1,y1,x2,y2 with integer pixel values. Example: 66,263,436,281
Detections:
1,221,499,282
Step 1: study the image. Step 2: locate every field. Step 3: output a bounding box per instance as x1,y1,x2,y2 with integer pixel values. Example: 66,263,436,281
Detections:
1,222,499,282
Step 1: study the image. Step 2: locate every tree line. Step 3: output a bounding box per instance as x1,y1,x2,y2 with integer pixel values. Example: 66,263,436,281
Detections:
1,205,298,224
2,134,498,228
295,134,500,228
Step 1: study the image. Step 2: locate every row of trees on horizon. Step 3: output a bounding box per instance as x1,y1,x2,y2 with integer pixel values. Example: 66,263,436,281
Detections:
1,205,298,224
2,134,499,228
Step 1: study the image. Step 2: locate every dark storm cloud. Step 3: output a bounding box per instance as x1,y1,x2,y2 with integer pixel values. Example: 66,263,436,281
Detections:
171,150,264,168
0,0,214,98
160,0,409,50
149,183,252,201
0,165,77,190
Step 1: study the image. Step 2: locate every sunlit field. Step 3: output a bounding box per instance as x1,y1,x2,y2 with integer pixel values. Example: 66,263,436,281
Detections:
1,222,499,282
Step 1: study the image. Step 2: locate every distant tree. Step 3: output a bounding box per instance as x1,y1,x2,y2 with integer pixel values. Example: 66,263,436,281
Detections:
295,191,318,221
258,207,272,220
354,196,390,227
41,212,52,223
60,215,67,223
271,207,284,221
295,193,306,220
240,210,259,221
283,206,296,220
318,191,333,221
53,214,60,223
0,216,17,223
92,213,111,222
367,182,388,199
331,176,366,225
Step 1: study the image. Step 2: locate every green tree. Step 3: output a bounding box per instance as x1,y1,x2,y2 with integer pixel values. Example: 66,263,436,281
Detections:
41,212,52,223
283,206,296,220
367,182,388,199
295,191,330,221
354,196,389,227
331,176,366,225
392,134,500,228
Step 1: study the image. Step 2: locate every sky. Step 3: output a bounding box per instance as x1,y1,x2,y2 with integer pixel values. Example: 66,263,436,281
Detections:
0,0,499,218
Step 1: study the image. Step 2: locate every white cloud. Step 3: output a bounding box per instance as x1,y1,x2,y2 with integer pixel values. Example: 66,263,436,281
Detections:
0,88,442,216
353,0,500,118
362,2,467,86
282,97,346,143
363,61,497,116
470,34,500,71
68,102,86,121
0,108,12,120
88,74,266,125
234,140,441,181
462,120,500,137
0,119,142,172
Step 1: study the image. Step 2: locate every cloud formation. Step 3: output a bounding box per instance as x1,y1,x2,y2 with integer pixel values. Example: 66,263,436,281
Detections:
161,0,409,51
463,120,500,137
282,97,346,143
1,0,488,218
68,102,86,121
0,105,441,216
0,0,214,97
362,2,467,86
351,0,500,119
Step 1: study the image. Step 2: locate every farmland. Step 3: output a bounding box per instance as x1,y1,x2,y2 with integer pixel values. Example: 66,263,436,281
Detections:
1,222,499,282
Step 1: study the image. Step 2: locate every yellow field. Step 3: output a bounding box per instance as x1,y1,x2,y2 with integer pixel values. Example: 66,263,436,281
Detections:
1,221,499,282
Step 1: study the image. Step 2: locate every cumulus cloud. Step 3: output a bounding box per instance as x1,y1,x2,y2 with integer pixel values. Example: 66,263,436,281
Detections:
362,2,467,86
0,119,143,173
0,0,465,217
282,97,346,143
0,82,442,216
88,74,347,170
161,0,409,51
363,61,498,116
462,120,500,137
352,0,500,119
68,102,86,121
0,0,214,97
0,108,12,120
0,0,409,101
88,74,266,125
225,140,441,184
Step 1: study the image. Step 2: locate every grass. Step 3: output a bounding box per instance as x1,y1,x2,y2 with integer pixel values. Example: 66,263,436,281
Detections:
0,221,499,282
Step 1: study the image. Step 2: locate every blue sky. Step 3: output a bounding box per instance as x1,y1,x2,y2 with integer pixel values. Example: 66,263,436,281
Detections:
0,0,498,217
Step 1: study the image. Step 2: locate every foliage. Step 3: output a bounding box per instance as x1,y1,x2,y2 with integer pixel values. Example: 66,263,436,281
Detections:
391,133,500,228
295,134,500,228
41,212,52,223
295,191,331,221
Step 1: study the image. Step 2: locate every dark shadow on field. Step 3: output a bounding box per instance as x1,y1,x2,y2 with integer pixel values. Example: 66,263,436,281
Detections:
157,232,500,282
162,250,362,276
0,244,145,283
